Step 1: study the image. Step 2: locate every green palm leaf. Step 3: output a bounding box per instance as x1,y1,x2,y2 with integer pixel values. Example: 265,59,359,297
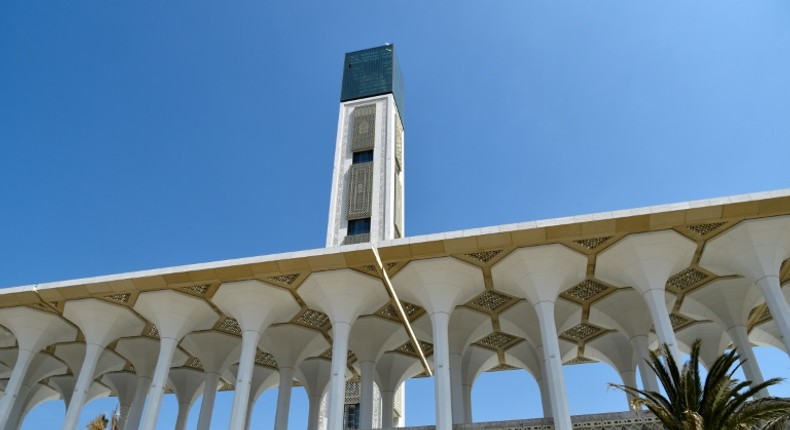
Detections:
610,339,790,430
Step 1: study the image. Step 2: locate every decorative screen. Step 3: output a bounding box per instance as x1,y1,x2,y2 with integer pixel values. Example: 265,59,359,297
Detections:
351,104,376,152
347,163,373,219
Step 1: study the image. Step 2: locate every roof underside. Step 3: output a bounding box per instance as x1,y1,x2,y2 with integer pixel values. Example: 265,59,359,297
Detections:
1,188,789,380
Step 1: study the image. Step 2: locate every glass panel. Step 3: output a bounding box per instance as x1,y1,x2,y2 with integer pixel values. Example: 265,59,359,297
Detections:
341,45,405,124
348,218,371,235
352,150,373,164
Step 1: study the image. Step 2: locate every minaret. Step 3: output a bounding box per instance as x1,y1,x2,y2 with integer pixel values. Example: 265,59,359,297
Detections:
326,44,405,247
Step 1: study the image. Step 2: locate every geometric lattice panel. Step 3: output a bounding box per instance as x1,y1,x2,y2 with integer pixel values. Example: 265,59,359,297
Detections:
749,305,772,326
294,309,330,330
255,350,278,368
104,293,130,304
475,331,520,350
182,284,210,296
686,222,726,237
666,267,709,291
487,363,519,372
573,236,612,250
266,273,300,286
563,279,609,302
566,356,597,365
146,324,160,339
396,340,433,357
560,323,606,342
377,301,422,321
345,377,361,405
464,250,502,263
669,313,693,330
218,317,242,336
185,357,204,370
467,290,515,312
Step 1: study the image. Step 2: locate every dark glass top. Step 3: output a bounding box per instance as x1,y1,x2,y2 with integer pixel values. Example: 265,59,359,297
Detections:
340,45,405,123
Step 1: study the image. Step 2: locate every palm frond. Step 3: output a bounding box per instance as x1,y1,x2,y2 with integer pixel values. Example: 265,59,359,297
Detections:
610,338,790,430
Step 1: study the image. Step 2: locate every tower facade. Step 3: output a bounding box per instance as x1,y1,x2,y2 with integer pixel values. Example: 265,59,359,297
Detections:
326,45,405,247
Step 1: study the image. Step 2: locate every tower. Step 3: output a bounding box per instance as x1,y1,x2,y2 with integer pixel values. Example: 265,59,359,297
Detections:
326,44,405,247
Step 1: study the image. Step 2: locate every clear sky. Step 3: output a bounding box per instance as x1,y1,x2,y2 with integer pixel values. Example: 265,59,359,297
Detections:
2,1,790,429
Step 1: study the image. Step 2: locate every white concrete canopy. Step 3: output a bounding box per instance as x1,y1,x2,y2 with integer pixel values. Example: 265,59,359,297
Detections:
300,269,389,430
5,352,67,430
0,307,76,426
212,279,300,430
681,277,768,396
48,375,110,411
298,358,334,430
460,345,499,423
12,382,60,430
348,315,407,429
493,244,587,430
412,307,491,424
102,371,138,430
375,351,423,427
0,190,789,428
587,289,660,393
181,331,242,430
115,336,188,430
133,290,219,430
393,257,485,430
226,363,279,430
60,298,145,430
675,322,730,371
504,341,550,418
261,324,328,430
595,230,695,363
585,332,638,408
699,216,790,354
168,367,207,430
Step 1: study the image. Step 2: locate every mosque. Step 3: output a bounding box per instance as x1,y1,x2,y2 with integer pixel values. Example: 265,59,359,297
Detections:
0,45,789,430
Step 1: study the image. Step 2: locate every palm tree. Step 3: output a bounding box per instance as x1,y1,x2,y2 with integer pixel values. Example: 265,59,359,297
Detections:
611,339,790,430
85,409,120,430
86,414,108,430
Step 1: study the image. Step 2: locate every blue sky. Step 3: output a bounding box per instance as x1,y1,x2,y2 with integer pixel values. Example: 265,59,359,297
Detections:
2,1,790,428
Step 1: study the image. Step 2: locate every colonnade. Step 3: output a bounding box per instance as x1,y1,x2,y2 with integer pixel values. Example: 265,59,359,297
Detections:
0,216,788,430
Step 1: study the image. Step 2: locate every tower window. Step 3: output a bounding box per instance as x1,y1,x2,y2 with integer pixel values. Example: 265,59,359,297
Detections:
352,150,373,164
348,218,371,235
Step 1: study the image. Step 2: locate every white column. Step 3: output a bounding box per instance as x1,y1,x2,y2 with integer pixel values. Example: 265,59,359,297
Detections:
380,389,395,428
630,335,659,393
6,383,32,430
462,383,473,423
175,400,191,430
358,360,376,429
0,348,35,426
535,376,551,418
197,372,221,430
61,343,102,430
102,372,137,430
327,322,351,430
756,276,790,354
429,311,453,430
139,336,178,430
117,401,132,430
619,370,638,408
727,325,768,397
126,375,152,430
307,393,322,430
244,396,256,430
642,289,681,363
273,367,295,430
534,301,571,430
230,330,261,430
449,352,464,424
